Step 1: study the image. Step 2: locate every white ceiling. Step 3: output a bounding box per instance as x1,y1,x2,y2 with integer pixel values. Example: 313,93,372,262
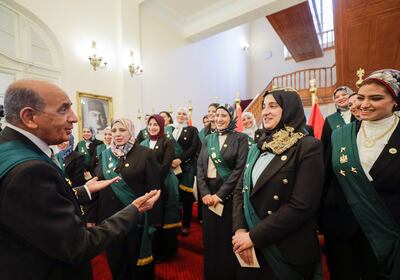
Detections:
158,0,236,19
144,0,306,41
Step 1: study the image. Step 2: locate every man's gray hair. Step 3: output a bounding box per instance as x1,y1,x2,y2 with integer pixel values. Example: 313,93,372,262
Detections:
4,86,45,124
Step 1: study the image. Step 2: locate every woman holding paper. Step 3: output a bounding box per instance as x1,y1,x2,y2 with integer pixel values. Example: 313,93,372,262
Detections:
141,114,180,262
232,88,324,279
197,104,249,280
171,107,199,236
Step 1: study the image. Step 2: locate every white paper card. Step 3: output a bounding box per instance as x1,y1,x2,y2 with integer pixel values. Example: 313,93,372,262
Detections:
173,165,182,175
208,203,224,216
235,247,260,268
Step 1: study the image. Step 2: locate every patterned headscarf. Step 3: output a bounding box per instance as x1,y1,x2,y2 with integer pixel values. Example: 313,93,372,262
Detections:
147,114,165,140
361,69,400,108
83,126,96,141
110,118,135,157
333,86,354,112
216,104,237,134
58,134,74,162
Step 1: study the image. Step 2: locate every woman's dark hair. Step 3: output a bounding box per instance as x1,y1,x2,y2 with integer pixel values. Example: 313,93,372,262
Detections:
159,111,174,124
208,103,219,109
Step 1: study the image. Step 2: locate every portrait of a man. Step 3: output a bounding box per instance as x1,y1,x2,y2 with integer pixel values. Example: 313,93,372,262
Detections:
77,92,113,138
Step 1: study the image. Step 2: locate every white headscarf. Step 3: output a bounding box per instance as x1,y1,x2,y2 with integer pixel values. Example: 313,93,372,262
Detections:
173,107,189,140
242,112,258,139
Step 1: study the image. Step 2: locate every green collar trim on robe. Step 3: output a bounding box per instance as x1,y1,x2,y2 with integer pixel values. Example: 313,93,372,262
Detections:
198,128,206,143
164,127,184,157
141,128,149,140
101,148,155,266
140,139,181,228
77,140,92,166
55,152,66,173
0,141,63,180
331,122,400,279
242,145,323,280
205,133,232,181
326,112,346,131
96,143,107,157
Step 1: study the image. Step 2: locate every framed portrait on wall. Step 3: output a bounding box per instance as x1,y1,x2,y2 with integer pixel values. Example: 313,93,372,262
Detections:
76,92,113,139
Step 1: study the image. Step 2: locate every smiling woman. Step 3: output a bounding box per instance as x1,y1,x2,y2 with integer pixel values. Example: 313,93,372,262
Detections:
322,69,400,279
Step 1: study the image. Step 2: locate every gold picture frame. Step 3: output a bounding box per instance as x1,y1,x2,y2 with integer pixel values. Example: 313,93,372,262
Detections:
76,92,113,139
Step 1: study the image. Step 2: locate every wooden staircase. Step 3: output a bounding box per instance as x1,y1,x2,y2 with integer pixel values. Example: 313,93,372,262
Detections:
244,64,337,126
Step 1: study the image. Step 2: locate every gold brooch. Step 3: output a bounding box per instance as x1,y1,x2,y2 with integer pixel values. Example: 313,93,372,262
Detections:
261,126,304,154
389,148,397,154
351,167,357,173
211,152,217,159
340,154,348,164
340,147,346,153
339,170,346,176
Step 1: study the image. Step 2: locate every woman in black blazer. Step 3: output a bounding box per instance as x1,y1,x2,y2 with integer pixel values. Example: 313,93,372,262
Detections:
322,69,400,279
232,88,324,280
87,118,162,280
197,104,249,280
172,107,200,236
56,134,86,188
141,114,180,262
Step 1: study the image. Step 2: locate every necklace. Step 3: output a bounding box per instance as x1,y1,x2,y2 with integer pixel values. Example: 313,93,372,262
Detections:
361,116,398,148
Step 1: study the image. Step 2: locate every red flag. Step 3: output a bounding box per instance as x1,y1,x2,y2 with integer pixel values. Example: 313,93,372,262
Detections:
235,103,243,132
308,102,325,139
188,113,193,126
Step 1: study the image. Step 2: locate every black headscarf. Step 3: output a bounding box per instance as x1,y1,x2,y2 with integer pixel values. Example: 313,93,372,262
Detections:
216,104,237,135
257,88,307,151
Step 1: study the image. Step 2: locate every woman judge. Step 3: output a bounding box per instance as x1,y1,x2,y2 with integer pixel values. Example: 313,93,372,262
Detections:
90,126,112,170
75,127,103,176
323,69,400,279
198,103,219,143
172,107,199,236
242,112,258,140
141,114,180,262
87,118,162,280
197,104,249,280
232,88,324,280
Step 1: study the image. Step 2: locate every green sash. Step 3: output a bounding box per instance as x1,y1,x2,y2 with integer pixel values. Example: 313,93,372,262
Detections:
242,145,322,280
0,141,63,179
96,143,106,158
332,123,400,279
205,133,232,181
101,148,155,266
164,128,195,193
77,140,92,167
198,128,206,144
326,112,346,131
55,152,66,174
246,134,255,147
140,139,181,229
140,128,149,140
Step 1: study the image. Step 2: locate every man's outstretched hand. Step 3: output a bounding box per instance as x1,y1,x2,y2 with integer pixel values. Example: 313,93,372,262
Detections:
132,190,161,213
85,176,121,194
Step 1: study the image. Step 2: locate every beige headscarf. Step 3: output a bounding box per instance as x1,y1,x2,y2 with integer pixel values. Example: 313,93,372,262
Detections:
110,118,135,157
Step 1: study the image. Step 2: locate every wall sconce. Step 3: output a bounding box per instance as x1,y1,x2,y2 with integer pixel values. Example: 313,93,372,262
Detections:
88,41,107,71
240,39,250,52
128,50,143,77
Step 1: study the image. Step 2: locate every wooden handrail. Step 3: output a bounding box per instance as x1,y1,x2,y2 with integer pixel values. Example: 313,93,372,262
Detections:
245,64,337,126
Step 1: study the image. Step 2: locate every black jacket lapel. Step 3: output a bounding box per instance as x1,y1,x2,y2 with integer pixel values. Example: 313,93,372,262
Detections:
250,148,295,197
369,120,400,179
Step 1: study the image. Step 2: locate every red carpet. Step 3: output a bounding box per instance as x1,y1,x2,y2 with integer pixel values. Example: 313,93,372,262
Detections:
92,203,330,279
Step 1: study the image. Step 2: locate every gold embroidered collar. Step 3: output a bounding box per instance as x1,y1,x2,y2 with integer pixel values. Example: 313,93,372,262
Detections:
261,126,305,154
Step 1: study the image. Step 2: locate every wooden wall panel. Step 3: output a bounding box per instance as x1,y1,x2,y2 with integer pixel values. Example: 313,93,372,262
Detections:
267,2,323,62
334,0,400,89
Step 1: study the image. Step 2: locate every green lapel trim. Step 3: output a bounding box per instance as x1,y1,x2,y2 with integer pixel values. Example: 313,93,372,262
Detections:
326,112,346,131
332,123,400,278
205,133,232,181
0,141,63,179
77,140,92,166
242,145,322,280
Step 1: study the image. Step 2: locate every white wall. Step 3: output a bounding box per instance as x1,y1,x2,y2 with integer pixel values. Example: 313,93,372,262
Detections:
140,1,250,128
11,0,142,128
248,16,335,98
